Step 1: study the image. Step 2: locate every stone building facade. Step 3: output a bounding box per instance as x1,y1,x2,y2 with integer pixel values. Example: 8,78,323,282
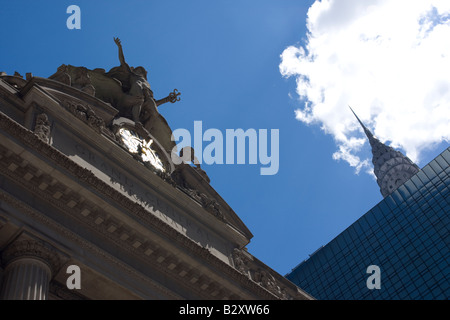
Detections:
0,69,313,300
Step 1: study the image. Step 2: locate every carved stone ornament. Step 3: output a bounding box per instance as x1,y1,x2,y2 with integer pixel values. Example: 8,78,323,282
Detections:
61,100,105,130
59,98,117,141
253,269,281,296
232,248,250,276
1,240,62,275
34,113,51,143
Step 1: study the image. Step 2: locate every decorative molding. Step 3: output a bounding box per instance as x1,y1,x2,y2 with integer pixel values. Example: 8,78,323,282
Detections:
180,188,227,222
232,248,311,300
232,248,251,276
49,281,87,300
1,240,62,275
34,113,51,143
171,167,226,222
59,98,115,140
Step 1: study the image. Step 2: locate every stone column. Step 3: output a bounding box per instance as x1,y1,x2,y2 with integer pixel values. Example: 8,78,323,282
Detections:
0,240,61,300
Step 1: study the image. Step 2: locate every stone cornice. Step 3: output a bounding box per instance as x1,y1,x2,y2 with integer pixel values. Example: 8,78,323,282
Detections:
49,281,87,300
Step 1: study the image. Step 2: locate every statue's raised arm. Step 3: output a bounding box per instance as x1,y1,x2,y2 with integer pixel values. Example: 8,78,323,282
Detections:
155,89,181,107
113,37,131,72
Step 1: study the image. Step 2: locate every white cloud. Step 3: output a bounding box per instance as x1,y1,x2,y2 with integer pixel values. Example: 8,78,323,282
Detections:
280,0,450,174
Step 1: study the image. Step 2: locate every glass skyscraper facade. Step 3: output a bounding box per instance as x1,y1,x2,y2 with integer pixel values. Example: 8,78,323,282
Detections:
286,147,449,300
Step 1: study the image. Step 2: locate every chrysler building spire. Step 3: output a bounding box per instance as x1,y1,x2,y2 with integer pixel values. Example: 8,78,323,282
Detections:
349,107,420,198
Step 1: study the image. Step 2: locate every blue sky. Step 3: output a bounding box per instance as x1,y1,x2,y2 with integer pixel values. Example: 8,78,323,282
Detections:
1,1,448,276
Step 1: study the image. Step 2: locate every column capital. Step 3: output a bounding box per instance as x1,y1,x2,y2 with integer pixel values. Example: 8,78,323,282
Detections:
1,240,62,275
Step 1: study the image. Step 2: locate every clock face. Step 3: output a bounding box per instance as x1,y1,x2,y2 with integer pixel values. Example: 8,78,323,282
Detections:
118,127,166,173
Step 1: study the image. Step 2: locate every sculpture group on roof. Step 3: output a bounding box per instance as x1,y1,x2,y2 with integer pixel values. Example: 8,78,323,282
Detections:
49,37,180,153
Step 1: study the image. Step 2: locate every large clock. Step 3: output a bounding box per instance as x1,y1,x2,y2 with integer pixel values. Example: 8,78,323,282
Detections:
113,118,172,174
118,127,166,172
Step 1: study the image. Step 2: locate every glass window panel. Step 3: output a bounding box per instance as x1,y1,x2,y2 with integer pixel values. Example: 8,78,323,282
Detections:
371,206,384,222
358,216,371,231
404,179,418,195
377,201,391,215
431,175,440,185
365,212,377,225
438,170,448,181
410,175,423,189
417,171,430,185
429,160,443,175
441,148,450,163
404,282,417,295
435,155,448,171
342,231,352,245
391,190,403,205
414,273,425,287
431,285,443,298
422,165,436,180
385,195,398,209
